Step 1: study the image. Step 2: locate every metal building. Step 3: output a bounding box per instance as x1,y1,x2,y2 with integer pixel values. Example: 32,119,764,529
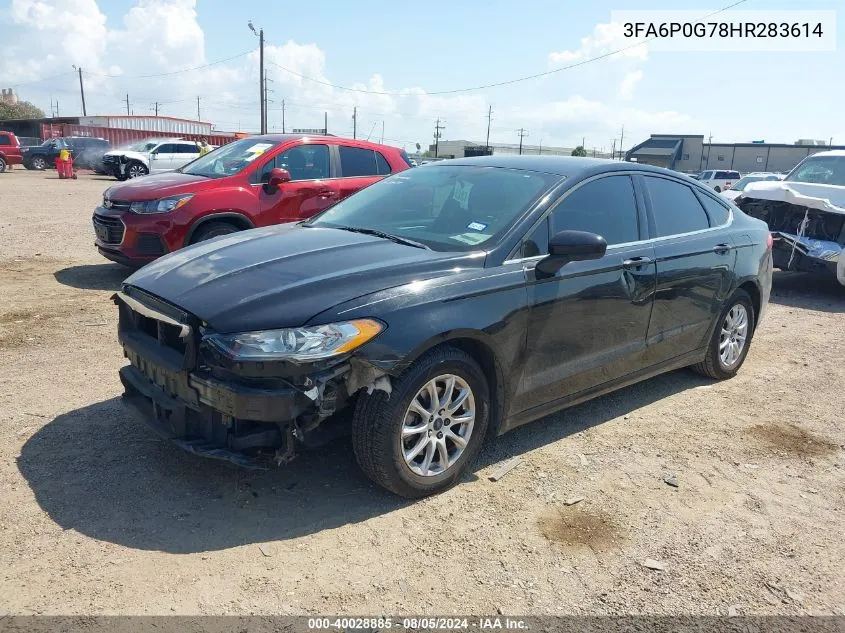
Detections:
626,134,845,174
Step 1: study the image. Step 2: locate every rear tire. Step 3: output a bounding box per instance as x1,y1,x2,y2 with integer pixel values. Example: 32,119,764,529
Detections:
352,345,490,498
0,157,6,173
691,289,755,380
30,155,47,170
714,186,722,192
189,221,240,244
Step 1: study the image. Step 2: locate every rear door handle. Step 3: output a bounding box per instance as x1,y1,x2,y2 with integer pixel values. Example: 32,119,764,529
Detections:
623,256,654,269
712,243,733,254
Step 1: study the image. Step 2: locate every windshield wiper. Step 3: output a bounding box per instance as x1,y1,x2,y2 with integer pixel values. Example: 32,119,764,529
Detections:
334,226,430,250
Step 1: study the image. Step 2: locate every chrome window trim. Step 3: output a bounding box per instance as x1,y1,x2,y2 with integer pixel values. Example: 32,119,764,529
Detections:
504,170,734,265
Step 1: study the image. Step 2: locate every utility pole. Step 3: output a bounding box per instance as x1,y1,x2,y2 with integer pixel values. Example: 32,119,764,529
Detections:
538,140,542,155
281,99,286,133
248,21,266,134
73,65,87,116
381,121,385,144
517,128,529,155
154,102,159,116
324,111,328,134
262,70,274,133
619,124,625,160
434,118,446,157
197,96,201,121
352,106,357,139
611,139,616,159
125,93,130,115
485,105,493,152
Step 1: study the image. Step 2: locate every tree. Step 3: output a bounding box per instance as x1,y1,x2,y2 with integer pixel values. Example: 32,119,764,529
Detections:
571,145,588,157
0,101,46,121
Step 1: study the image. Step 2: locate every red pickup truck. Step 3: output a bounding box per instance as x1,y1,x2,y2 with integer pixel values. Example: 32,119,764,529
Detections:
92,135,412,267
0,131,23,172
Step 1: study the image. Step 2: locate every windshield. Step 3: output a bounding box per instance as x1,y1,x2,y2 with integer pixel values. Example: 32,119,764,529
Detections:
787,155,845,186
180,137,281,178
125,140,160,152
308,165,559,252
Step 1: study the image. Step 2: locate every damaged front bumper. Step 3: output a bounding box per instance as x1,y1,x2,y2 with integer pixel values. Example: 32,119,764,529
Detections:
114,289,373,469
771,232,845,286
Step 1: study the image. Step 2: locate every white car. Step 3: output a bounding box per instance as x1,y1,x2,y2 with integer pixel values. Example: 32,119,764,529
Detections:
732,150,845,286
721,173,784,201
102,138,208,180
697,169,742,192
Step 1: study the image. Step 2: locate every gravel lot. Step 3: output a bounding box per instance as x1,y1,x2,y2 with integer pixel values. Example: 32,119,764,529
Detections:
1,169,844,616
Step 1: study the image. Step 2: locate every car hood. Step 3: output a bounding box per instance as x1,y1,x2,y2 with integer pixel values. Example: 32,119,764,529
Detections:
742,180,845,214
124,223,483,332
105,171,212,200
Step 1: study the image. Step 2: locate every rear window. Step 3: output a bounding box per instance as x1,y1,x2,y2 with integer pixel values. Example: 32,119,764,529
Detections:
399,150,414,168
339,146,379,177
644,176,710,236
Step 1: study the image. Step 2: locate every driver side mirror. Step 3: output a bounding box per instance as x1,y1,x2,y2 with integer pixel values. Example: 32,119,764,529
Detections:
536,230,607,276
264,167,292,193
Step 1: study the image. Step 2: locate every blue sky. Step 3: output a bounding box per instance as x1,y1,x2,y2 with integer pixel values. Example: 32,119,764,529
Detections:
1,0,842,152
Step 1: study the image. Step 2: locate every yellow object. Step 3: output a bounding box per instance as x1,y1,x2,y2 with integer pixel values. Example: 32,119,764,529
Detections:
59,149,70,161
334,319,384,353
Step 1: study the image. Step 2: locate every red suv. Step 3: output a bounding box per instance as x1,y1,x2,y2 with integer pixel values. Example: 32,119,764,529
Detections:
0,131,23,172
92,135,412,267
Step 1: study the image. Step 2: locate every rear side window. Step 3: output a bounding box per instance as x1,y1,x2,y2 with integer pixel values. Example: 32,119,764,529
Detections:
156,144,178,153
695,191,731,226
551,175,640,245
0,136,9,146
177,144,199,153
644,176,710,236
375,151,392,175
340,146,379,177
399,150,413,168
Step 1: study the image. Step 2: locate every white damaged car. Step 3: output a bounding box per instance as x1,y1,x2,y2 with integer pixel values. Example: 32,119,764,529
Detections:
734,150,845,287
102,138,208,180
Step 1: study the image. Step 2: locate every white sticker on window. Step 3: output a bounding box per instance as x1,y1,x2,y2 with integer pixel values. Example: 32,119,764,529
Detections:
245,143,273,155
467,221,487,231
452,181,473,209
450,232,488,245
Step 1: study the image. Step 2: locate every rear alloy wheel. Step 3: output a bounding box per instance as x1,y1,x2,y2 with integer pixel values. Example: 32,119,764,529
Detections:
352,346,490,498
126,161,148,179
691,289,755,379
30,155,47,170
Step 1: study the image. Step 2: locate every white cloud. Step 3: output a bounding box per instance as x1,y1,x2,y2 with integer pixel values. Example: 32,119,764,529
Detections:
548,22,648,66
2,2,694,152
618,70,643,100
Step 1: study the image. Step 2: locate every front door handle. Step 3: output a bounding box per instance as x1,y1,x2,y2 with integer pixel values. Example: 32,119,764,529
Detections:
623,256,654,269
712,243,733,254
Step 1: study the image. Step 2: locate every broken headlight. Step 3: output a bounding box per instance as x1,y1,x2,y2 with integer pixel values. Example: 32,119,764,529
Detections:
205,319,383,362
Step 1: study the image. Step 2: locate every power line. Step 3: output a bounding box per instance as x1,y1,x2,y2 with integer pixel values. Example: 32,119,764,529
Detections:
263,0,748,96
82,49,254,79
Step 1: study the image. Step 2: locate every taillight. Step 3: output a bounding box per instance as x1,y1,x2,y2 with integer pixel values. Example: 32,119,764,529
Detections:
766,233,774,249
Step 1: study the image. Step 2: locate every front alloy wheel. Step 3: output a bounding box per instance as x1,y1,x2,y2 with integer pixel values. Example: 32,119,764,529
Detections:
352,345,490,498
126,162,148,178
401,374,476,476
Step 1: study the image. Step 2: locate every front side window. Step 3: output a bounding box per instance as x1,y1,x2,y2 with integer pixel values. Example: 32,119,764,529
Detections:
339,146,378,177
551,175,640,246
787,155,845,186
644,176,710,236
308,165,558,252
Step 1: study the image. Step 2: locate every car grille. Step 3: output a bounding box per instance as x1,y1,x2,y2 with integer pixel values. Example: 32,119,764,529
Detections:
102,155,119,166
117,287,197,366
92,214,125,244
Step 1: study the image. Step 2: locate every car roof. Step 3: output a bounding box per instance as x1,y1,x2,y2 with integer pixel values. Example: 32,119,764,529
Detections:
802,150,845,158
246,134,398,150
426,155,709,179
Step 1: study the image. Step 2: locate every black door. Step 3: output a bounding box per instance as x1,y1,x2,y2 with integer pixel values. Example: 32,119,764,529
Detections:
516,174,656,413
638,174,737,365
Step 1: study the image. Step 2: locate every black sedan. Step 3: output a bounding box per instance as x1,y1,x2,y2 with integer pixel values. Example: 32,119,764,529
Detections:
114,156,772,497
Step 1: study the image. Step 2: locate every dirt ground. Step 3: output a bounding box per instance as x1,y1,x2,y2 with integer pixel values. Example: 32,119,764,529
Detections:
1,169,844,616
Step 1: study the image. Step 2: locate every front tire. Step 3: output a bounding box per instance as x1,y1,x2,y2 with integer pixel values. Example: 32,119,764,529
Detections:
352,345,490,498
691,289,755,380
714,185,722,193
30,155,47,170
125,161,148,179
189,221,240,244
